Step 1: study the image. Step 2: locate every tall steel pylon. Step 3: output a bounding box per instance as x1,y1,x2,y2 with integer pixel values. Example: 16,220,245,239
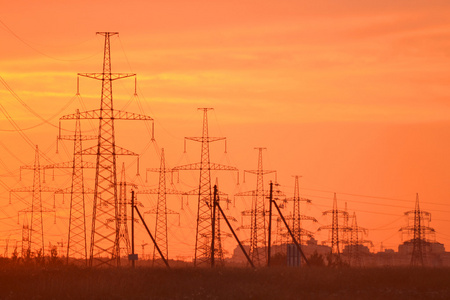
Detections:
237,148,276,267
285,176,316,245
46,109,96,264
173,108,237,266
60,32,154,267
399,193,435,267
139,148,180,265
10,146,56,257
318,193,350,264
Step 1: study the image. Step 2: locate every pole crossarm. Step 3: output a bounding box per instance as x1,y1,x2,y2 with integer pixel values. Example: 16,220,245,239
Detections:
55,186,95,194
145,208,179,215
78,73,136,81
285,197,312,203
60,109,153,121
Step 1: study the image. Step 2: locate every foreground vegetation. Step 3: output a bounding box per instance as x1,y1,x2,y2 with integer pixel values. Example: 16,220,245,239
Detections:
0,259,448,299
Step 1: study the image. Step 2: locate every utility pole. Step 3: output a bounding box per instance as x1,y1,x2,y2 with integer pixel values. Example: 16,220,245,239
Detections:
237,148,276,267
59,32,154,267
173,108,237,267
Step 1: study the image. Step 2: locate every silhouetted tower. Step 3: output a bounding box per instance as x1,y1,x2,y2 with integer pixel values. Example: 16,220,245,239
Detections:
59,32,153,267
11,146,56,257
21,216,30,258
112,163,136,265
173,108,237,266
399,193,435,267
348,212,372,267
48,109,96,264
318,193,350,263
139,148,180,265
286,176,317,245
237,148,276,267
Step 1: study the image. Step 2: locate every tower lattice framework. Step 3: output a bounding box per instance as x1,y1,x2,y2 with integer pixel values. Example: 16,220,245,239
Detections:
60,32,154,267
318,193,350,263
173,108,237,266
285,176,316,245
348,212,372,267
46,109,96,264
237,148,276,267
399,193,435,267
138,148,180,265
11,145,57,257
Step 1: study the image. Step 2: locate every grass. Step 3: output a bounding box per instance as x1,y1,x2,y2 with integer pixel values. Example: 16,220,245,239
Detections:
0,263,448,299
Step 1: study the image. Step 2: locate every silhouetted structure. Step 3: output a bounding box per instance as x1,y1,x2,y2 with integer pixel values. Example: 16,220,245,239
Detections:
237,148,276,266
174,108,237,266
399,193,435,267
60,32,153,267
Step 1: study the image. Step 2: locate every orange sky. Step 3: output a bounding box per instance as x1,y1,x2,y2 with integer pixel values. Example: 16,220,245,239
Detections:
1,0,450,259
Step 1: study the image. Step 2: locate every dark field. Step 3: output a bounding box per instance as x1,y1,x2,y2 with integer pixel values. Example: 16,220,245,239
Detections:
0,265,449,299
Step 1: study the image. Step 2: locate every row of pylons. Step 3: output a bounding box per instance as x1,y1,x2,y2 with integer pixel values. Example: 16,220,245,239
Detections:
11,32,434,268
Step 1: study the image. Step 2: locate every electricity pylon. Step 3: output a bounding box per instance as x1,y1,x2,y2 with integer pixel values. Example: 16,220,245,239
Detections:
285,176,317,245
10,145,57,257
173,108,238,267
399,193,435,267
348,212,372,267
21,215,30,258
45,109,96,264
237,148,276,267
59,32,154,267
318,193,350,265
138,148,180,265
113,163,136,265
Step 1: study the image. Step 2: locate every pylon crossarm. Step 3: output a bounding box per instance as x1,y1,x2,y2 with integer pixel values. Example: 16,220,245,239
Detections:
300,215,318,222
77,72,135,81
80,145,138,156
61,109,153,121
185,136,226,143
244,169,276,176
58,134,97,141
42,161,95,169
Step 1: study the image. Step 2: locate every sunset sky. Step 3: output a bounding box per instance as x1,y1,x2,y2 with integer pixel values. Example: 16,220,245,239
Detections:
1,0,450,259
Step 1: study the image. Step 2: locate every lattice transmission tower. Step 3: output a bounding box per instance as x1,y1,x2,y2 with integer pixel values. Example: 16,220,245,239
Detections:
348,212,372,267
399,193,435,267
173,108,237,267
138,148,180,265
237,148,276,267
44,109,96,264
318,193,350,265
59,32,154,267
285,176,317,245
10,145,57,258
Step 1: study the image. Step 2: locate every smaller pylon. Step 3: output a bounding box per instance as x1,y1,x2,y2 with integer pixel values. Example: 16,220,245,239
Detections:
348,212,372,267
10,145,57,258
399,193,435,267
318,193,350,265
139,149,180,265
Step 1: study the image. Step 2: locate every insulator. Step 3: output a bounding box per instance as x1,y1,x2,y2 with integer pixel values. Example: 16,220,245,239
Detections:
136,157,140,176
